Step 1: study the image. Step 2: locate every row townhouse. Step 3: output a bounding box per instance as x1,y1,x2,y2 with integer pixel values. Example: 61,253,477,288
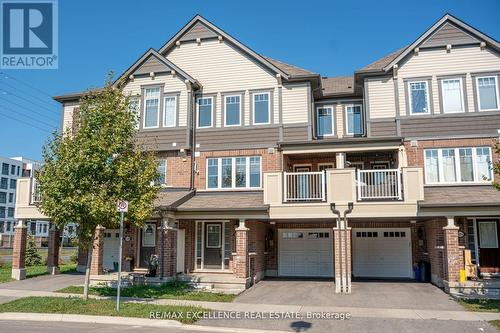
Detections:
13,14,500,295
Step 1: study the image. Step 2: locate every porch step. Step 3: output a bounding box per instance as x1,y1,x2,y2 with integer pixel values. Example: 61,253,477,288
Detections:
447,280,500,299
178,273,246,294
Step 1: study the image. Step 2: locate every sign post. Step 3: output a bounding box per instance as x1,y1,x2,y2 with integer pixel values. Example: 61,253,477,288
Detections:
116,200,128,311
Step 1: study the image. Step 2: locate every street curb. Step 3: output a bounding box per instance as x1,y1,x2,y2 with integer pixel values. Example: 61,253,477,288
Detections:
0,312,289,333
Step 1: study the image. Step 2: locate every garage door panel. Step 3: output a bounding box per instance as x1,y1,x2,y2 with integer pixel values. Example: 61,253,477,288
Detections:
279,229,333,278
353,228,412,279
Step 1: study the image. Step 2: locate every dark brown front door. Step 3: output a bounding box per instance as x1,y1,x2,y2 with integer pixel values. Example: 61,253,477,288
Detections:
139,223,157,268
204,223,222,268
478,219,500,273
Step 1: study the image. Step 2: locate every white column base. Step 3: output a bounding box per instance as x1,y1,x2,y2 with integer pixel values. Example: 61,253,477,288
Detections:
76,265,87,273
47,266,60,275
12,268,26,280
335,275,342,293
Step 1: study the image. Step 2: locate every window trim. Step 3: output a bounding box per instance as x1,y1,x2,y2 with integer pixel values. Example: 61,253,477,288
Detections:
424,146,493,185
129,98,141,129
162,95,177,128
344,104,364,135
441,77,465,114
206,156,262,190
142,87,161,129
478,220,498,249
157,159,167,186
224,94,242,127
476,75,500,112
252,91,271,125
316,105,335,137
197,96,214,129
408,80,431,115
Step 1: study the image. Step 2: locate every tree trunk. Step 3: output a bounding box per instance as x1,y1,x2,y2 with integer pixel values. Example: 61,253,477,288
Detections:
83,243,93,300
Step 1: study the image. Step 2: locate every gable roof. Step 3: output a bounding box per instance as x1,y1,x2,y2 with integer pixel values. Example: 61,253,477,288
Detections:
158,15,292,79
263,56,318,78
114,48,200,88
357,13,500,75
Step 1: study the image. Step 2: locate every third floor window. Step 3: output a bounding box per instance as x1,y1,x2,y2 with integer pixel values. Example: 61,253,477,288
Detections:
345,105,363,135
316,106,334,137
476,76,499,111
197,97,213,128
441,78,465,113
143,87,160,129
163,96,177,127
253,92,270,125
1,163,8,175
409,81,430,115
225,95,241,126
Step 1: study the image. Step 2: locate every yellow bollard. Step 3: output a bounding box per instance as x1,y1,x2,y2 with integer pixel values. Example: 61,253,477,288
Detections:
459,269,466,282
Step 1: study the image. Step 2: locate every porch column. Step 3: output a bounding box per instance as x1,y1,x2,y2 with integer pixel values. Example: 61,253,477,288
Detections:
333,219,352,293
159,218,177,278
90,225,105,275
47,224,60,275
443,217,462,282
234,219,249,280
11,220,27,280
335,153,346,169
76,243,88,273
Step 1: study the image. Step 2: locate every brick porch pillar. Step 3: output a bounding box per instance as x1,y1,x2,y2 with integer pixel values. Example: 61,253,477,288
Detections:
77,244,88,273
90,225,105,275
11,220,27,280
158,218,177,279
234,219,249,280
443,217,462,282
47,225,61,275
333,219,352,293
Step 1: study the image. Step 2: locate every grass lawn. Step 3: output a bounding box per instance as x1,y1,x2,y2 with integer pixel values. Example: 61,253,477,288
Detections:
0,263,77,284
57,281,236,302
489,320,500,330
0,296,208,324
458,299,500,312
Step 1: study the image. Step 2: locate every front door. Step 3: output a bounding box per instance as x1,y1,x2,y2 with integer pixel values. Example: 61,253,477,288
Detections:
294,166,311,200
204,223,222,269
139,222,157,268
478,219,500,273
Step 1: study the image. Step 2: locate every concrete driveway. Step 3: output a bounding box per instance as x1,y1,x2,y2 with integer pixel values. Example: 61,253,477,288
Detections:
235,279,463,311
0,273,84,292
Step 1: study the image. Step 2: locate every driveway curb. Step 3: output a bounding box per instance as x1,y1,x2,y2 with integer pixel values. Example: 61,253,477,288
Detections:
0,312,289,333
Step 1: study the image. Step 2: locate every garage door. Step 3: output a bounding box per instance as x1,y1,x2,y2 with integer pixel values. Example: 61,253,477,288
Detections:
103,229,120,271
278,229,333,277
352,228,412,278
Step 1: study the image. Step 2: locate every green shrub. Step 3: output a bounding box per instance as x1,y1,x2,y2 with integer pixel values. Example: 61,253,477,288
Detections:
69,251,78,263
25,234,43,266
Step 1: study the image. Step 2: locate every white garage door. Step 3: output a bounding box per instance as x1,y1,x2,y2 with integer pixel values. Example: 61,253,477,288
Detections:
279,229,333,277
103,229,120,271
353,228,412,278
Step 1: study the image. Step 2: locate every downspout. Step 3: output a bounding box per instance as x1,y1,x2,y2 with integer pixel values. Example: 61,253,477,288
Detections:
330,203,342,293
343,203,353,293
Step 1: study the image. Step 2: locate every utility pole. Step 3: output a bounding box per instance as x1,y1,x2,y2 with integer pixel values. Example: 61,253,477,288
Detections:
116,200,128,311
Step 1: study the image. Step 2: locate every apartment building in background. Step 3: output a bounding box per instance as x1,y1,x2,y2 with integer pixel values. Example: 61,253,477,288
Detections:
14,14,500,296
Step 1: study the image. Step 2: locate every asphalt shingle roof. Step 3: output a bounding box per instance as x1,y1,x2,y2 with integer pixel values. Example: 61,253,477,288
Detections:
420,186,500,207
176,191,267,211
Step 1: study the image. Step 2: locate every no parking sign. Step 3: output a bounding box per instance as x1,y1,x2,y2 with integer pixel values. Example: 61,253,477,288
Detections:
116,200,128,212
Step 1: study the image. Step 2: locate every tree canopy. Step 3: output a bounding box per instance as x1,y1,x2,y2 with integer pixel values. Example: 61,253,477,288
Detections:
38,78,160,247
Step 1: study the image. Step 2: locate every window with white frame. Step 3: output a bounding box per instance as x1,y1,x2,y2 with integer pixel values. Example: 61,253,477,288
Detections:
441,78,465,113
197,97,213,128
253,92,270,124
345,105,363,135
225,95,241,126
409,81,430,114
476,76,499,111
424,147,492,184
157,160,167,185
206,156,261,189
316,106,334,136
163,96,177,127
143,87,160,128
128,98,140,129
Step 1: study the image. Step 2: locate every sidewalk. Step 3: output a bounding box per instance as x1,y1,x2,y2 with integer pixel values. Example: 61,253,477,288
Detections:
0,287,498,322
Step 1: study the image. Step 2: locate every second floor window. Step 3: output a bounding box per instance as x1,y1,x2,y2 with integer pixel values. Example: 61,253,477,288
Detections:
7,207,13,218
206,156,261,189
0,178,6,190
316,106,334,137
163,96,177,127
441,78,464,113
0,207,4,218
1,163,8,175
157,160,167,185
225,95,241,126
345,105,363,135
0,192,5,204
409,81,430,115
253,92,270,125
197,97,213,128
424,147,492,184
8,193,13,203
143,87,160,129
476,76,499,111
9,179,16,190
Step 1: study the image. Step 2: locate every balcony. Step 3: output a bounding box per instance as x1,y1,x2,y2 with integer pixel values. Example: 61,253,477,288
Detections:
15,177,48,220
263,167,424,219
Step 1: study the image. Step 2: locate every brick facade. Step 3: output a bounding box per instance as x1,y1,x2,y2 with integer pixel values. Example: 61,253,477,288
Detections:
156,226,177,278
90,226,105,275
157,151,192,188
11,222,27,280
234,223,249,279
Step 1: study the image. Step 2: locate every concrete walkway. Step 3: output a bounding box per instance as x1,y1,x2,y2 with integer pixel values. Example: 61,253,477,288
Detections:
0,273,84,292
